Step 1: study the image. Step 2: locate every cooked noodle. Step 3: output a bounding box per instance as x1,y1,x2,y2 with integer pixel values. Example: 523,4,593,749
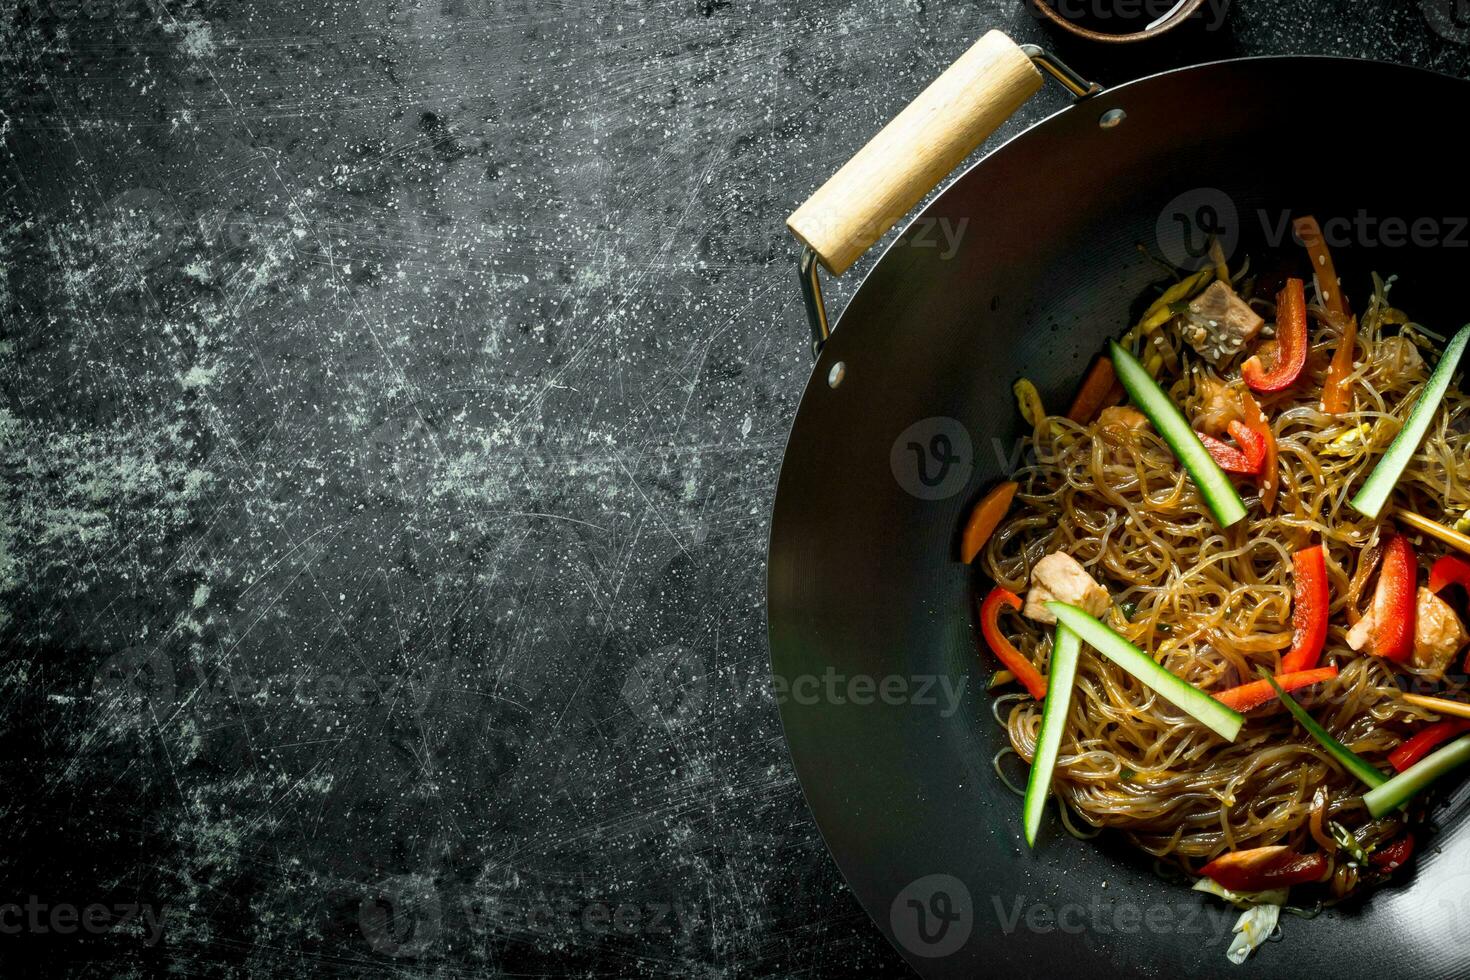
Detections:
982,274,1470,878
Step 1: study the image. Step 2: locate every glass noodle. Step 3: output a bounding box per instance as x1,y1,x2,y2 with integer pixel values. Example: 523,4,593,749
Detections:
981,274,1470,880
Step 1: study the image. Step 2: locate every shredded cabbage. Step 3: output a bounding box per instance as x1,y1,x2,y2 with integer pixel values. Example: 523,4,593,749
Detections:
1227,904,1281,965
1191,877,1288,910
1192,879,1287,965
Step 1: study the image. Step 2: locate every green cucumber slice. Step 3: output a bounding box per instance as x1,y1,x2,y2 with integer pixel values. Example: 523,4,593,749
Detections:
1022,623,1081,847
1047,603,1243,741
1364,732,1470,818
1262,670,1387,789
1350,323,1470,519
1108,341,1247,528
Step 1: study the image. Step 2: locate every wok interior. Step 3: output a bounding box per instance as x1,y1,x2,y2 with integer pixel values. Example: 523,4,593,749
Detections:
769,58,1470,977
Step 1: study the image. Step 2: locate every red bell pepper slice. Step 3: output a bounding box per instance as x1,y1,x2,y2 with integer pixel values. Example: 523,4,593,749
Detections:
1429,554,1470,596
1201,845,1330,891
1214,666,1338,713
1239,389,1278,512
1429,554,1470,673
1389,720,1470,772
1280,545,1330,673
1199,421,1272,478
979,587,1048,701
1369,534,1418,662
1229,420,1268,472
1198,432,1258,475
1244,278,1310,392
1370,834,1415,872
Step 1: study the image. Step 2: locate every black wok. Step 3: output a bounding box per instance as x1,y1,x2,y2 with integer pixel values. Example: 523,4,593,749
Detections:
768,30,1470,979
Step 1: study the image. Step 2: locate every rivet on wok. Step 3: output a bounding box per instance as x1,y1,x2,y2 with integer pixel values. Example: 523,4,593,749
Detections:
828,361,846,388
1099,108,1126,129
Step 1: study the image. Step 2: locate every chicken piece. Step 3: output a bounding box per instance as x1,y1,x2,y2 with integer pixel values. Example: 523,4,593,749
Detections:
1413,586,1468,674
1180,281,1264,367
1022,552,1109,624
1346,608,1376,652
1192,372,1243,435
1347,588,1469,673
1097,406,1150,431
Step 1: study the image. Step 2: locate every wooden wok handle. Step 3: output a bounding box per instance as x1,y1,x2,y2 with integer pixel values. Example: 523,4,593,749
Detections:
787,30,1043,276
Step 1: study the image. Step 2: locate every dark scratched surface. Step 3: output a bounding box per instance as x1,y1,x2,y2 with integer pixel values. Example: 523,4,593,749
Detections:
3,0,1470,975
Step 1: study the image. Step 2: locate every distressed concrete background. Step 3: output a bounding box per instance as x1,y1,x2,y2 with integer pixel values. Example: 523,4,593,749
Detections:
3,0,1469,975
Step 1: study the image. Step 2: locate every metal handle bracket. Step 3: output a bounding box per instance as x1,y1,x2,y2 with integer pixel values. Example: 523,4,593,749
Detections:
797,43,1099,358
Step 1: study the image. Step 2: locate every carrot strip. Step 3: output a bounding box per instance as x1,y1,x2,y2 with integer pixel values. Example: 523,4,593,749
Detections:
1213,666,1338,713
1321,315,1358,414
1294,217,1357,413
1294,216,1347,320
1239,389,1278,512
960,482,1018,564
1067,356,1123,424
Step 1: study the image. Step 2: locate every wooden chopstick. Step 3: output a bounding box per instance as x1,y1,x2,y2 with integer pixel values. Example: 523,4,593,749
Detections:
1396,509,1470,557
1403,693,1470,721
